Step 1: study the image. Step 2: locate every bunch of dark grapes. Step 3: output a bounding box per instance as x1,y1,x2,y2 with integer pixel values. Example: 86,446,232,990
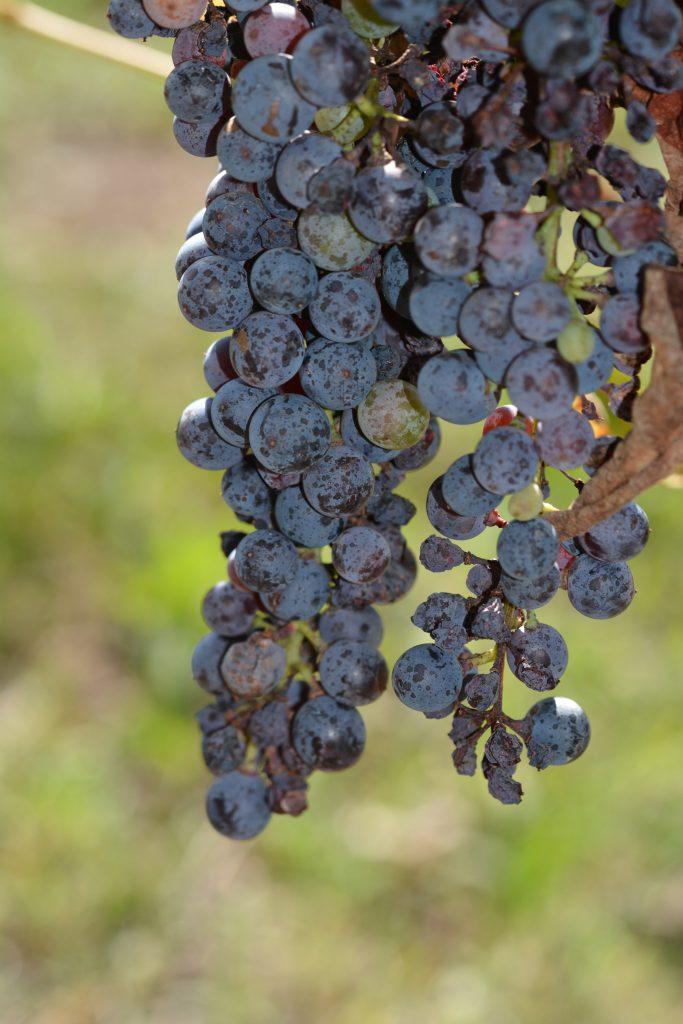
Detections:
109,0,681,829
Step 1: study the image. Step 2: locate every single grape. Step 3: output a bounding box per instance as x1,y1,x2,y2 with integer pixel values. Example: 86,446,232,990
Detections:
472,426,538,495
177,398,243,471
248,394,331,474
221,632,287,698
412,592,468,650
507,623,568,691
308,272,381,342
232,54,316,143
108,0,156,39
275,133,343,209
260,559,330,620
427,478,487,540
292,696,366,771
249,247,318,315
201,581,257,637
511,281,572,342
392,643,463,715
506,347,577,419
290,24,370,107
233,529,299,591
567,555,635,618
298,207,377,271
216,118,282,183
178,256,253,331
192,633,230,695
203,192,267,261
441,454,498,517
230,312,305,388
579,503,649,562
458,286,516,352
521,0,604,78
210,378,276,447
205,772,271,840
556,319,596,363
500,565,560,610
408,274,471,337
221,460,273,526
164,61,229,124
301,444,375,516
348,161,428,244
243,2,310,57
319,640,388,706
332,527,391,583
175,233,212,280
524,697,590,770
535,410,595,470
274,486,343,547
300,337,377,411
319,605,384,647
202,724,247,775
142,0,208,30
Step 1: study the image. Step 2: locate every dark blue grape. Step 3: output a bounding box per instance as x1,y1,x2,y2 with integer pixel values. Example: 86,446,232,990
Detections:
392,643,463,715
178,256,253,331
210,378,276,446
221,460,273,526
201,581,257,637
506,347,577,419
319,640,388,706
176,398,243,471
574,332,614,394
274,486,343,547
414,203,483,277
472,426,538,495
579,502,649,562
318,606,384,647
381,243,413,317
249,247,318,315
535,410,595,469
568,555,635,618
107,0,155,38
192,633,230,695
230,312,305,388
307,156,356,212
480,0,537,28
349,161,428,244
413,101,466,168
292,696,366,771
248,698,290,749
427,478,487,540
507,623,568,691
423,165,457,203
522,0,604,78
625,100,657,143
164,61,229,124
258,216,297,249
260,559,330,620
412,592,468,650
275,133,343,209
205,172,256,206
524,697,590,769
482,212,546,289
441,453,498,517
473,332,532,385
417,350,495,424
232,54,316,143
619,0,682,61
470,595,512,643
466,563,494,596
511,281,572,342
419,534,464,572
202,724,247,775
185,206,205,239
459,286,516,352
203,193,267,261
175,233,212,280
443,6,509,63
302,444,374,516
206,772,271,839
249,394,331,473
256,176,298,221
408,273,471,336
234,528,299,591
309,272,381,342
460,149,533,214
600,294,648,355
332,527,391,583
290,24,370,107
300,337,377,411
612,239,678,293
217,118,282,182
500,565,560,610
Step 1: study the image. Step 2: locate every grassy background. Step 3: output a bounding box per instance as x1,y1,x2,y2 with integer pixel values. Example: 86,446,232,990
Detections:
1,4,683,1022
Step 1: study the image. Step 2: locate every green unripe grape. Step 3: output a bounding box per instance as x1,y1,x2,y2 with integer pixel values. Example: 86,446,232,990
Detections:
557,319,596,363
341,0,399,38
507,483,544,521
358,380,429,449
298,209,376,271
315,106,351,133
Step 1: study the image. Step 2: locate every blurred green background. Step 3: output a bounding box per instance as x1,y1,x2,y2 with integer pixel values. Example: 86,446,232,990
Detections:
1,4,683,1022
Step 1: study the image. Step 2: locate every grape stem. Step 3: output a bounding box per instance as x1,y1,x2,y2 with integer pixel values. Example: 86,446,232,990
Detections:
0,0,172,76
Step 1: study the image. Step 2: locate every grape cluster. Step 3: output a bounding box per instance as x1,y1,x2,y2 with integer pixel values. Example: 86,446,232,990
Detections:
109,0,680,826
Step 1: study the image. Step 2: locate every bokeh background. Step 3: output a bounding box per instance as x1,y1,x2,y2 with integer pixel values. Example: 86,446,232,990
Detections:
1,3,683,1022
